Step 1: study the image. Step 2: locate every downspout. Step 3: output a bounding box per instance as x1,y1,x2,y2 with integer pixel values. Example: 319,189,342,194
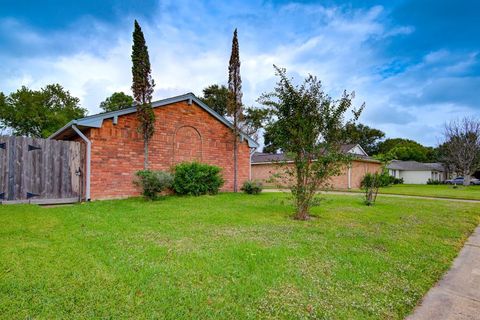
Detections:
72,125,91,201
249,147,257,180
347,165,352,189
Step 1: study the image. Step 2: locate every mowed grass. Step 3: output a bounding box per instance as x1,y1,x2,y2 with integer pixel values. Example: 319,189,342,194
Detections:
1,193,479,319
378,184,480,200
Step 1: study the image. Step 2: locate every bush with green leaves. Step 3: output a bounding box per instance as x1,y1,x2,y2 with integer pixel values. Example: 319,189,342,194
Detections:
391,177,404,185
173,162,224,196
376,169,403,187
427,178,442,185
134,170,174,200
361,172,383,206
241,180,263,194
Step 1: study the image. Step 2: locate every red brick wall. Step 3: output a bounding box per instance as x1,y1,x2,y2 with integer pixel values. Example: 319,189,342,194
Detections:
251,160,381,189
82,101,251,199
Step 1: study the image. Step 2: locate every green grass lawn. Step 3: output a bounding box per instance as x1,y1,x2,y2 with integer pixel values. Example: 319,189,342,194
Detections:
377,184,480,200
1,193,479,319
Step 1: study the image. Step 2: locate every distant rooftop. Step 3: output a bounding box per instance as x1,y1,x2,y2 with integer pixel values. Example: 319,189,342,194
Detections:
251,144,380,164
387,160,445,172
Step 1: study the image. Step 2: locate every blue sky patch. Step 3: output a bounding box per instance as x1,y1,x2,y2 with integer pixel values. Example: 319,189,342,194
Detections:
0,0,478,146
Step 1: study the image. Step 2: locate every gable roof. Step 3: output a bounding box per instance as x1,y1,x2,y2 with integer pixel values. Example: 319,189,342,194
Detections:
387,160,445,172
251,144,380,164
49,92,259,148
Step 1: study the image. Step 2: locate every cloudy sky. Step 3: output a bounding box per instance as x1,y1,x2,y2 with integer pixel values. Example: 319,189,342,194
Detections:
1,0,479,146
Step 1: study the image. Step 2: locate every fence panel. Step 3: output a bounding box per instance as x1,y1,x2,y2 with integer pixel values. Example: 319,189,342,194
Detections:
0,136,83,204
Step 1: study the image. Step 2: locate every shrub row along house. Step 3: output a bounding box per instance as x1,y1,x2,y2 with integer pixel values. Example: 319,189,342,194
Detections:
251,144,382,189
50,93,258,200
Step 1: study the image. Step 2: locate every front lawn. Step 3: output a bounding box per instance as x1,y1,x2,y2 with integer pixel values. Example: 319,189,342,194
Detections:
378,184,480,200
1,193,478,319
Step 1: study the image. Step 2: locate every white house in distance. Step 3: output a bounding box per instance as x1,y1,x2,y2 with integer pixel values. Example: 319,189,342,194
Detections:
387,160,446,184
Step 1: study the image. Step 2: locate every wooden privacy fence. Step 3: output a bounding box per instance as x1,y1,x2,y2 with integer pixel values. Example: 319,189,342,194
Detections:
0,136,84,204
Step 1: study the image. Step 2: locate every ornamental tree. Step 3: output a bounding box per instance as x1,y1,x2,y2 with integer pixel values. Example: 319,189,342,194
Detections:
227,28,243,192
259,66,364,220
131,20,155,169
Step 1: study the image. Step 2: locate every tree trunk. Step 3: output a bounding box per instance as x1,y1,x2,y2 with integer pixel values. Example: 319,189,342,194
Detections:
294,199,310,220
144,138,149,170
233,139,238,192
233,115,238,193
293,171,310,220
464,173,471,186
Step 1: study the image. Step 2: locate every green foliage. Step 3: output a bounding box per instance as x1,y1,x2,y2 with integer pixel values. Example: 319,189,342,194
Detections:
199,84,229,117
131,20,155,169
0,84,87,138
258,66,363,219
134,170,173,200
361,172,383,205
376,138,435,162
342,123,385,155
199,84,267,142
241,180,263,194
242,106,270,141
391,176,404,185
227,28,243,119
262,122,281,153
228,28,243,193
100,92,134,112
426,178,442,185
386,145,428,162
173,162,224,196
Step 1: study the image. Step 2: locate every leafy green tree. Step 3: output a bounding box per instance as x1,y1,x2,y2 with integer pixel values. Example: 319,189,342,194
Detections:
199,84,229,117
259,66,363,220
376,138,435,162
0,84,87,138
227,28,243,192
100,92,133,112
386,144,428,162
131,20,155,169
262,122,281,153
242,106,270,141
342,123,385,155
199,84,267,142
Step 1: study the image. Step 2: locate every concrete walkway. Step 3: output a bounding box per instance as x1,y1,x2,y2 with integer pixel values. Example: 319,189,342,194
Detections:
263,189,480,203
406,226,480,319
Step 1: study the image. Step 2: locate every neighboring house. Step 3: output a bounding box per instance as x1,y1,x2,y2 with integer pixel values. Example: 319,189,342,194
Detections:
251,144,381,189
387,160,446,184
50,93,258,200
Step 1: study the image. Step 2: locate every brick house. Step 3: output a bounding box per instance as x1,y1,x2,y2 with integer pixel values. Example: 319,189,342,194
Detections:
251,144,382,189
50,93,258,200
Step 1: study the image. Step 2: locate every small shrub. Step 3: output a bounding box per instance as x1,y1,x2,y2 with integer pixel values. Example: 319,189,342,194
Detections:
376,170,403,187
134,170,174,200
427,178,442,185
392,177,404,185
173,162,224,196
241,180,263,194
361,172,383,206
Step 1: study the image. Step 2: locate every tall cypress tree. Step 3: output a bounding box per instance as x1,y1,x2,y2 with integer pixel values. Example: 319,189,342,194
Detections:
131,20,155,169
227,28,243,192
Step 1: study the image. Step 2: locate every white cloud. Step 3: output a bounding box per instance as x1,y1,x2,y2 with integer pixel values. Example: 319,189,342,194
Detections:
0,1,479,147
